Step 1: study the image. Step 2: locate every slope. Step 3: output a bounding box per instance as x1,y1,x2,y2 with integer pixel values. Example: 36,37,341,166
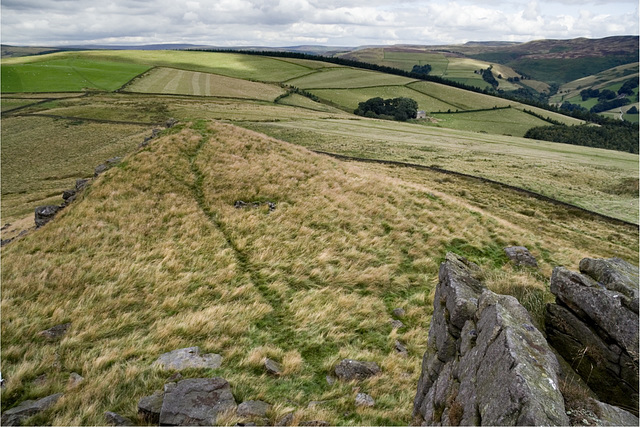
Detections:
1,120,637,426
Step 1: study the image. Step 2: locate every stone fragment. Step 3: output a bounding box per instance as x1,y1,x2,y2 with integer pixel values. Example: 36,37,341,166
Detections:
62,189,76,201
159,377,237,426
334,359,381,381
275,412,294,426
264,358,282,375
325,375,336,385
38,323,71,340
237,400,271,418
300,421,328,426
504,246,538,267
355,393,375,407
390,319,404,329
104,411,133,426
392,307,405,317
592,399,639,426
34,205,61,228
94,157,122,177
153,346,222,371
75,178,90,191
394,340,408,356
67,372,84,388
1,393,63,426
138,390,163,424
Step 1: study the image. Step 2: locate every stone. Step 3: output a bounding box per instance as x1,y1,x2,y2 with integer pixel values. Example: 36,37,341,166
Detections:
1,393,63,426
62,189,76,201
300,421,328,426
67,372,84,388
355,393,375,407
94,157,122,177
546,258,639,415
413,253,569,426
390,319,404,329
153,346,222,371
504,246,538,267
159,377,237,426
394,340,408,356
325,375,336,385
592,399,639,426
75,178,90,191
34,205,60,228
38,323,71,340
104,411,133,426
392,307,406,317
275,412,294,426
237,400,271,418
264,358,282,375
334,359,381,381
138,390,164,424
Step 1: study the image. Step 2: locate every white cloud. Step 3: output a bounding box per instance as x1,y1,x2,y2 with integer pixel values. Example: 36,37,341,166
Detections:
0,0,637,46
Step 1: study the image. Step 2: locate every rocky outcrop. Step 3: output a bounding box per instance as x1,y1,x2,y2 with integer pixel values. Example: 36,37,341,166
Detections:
504,246,538,268
1,393,63,426
413,253,569,426
153,347,222,371
545,257,639,415
34,205,61,228
160,378,237,426
334,359,381,381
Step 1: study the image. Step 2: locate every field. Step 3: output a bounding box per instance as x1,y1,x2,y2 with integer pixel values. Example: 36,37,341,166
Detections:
1,49,638,426
1,120,637,426
124,67,286,101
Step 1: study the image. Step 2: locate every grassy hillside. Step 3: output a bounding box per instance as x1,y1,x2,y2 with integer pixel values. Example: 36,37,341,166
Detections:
1,120,637,426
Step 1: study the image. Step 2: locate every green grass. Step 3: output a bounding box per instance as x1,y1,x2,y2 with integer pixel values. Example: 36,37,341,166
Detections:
430,108,552,137
284,68,416,89
1,56,150,92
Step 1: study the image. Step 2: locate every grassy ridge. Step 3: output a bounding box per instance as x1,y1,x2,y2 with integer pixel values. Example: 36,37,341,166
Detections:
2,121,636,425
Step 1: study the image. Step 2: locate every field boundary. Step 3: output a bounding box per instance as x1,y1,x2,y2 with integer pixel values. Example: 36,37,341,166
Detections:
12,112,160,126
312,150,639,228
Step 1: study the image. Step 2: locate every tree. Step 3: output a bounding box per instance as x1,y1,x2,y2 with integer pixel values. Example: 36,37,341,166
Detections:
354,97,418,121
627,106,639,114
411,64,432,76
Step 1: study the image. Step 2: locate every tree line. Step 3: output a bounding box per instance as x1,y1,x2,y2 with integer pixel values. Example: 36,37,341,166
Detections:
524,121,638,154
354,97,418,121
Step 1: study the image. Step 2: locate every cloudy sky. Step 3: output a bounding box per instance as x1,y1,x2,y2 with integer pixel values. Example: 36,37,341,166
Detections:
1,0,638,47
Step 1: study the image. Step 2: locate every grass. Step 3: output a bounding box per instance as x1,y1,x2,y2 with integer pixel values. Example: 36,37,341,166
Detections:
124,67,285,101
283,68,416,89
1,56,150,92
430,108,552,137
2,120,636,426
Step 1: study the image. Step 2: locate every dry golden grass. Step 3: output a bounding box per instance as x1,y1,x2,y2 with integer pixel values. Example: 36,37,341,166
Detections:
1,120,637,425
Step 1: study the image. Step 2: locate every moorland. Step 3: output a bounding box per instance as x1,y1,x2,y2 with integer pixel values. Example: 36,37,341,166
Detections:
0,39,638,425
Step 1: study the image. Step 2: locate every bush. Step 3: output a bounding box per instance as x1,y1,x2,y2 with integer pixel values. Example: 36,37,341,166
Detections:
354,97,418,121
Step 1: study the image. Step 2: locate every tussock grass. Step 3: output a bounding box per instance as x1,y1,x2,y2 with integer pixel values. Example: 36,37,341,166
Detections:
1,121,637,425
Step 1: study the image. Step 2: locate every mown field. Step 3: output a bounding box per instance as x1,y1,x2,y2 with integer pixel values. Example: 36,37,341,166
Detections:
1,120,637,426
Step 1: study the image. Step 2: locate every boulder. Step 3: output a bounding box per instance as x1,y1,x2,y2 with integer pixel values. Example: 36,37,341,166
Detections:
34,205,60,228
153,346,222,371
1,393,63,426
334,359,381,381
413,253,569,426
546,257,639,415
159,377,237,426
275,412,294,426
392,307,406,317
138,390,163,424
75,178,90,191
94,157,122,177
67,372,84,388
504,246,538,267
264,358,282,375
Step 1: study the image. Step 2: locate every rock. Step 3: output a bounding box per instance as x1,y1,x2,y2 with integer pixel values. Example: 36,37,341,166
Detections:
138,390,163,424
153,346,222,371
275,412,294,426
94,157,122,177
75,179,90,191
38,322,71,340
264,358,282,375
334,359,381,381
325,375,336,385
592,399,639,426
104,411,133,426
165,118,178,128
32,373,47,386
546,258,639,415
1,393,63,426
62,189,76,201
67,372,84,388
413,253,569,426
300,421,328,426
390,319,404,329
504,246,538,267
159,377,237,426
394,340,408,356
237,400,271,418
392,307,406,317
34,205,61,228
355,393,375,407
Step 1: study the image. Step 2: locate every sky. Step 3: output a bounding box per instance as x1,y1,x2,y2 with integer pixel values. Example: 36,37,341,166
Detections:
1,0,638,47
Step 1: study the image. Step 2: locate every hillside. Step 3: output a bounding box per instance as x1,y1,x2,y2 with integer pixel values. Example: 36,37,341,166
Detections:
1,120,637,425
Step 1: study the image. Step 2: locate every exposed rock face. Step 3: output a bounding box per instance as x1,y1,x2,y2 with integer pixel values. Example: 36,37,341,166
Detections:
334,359,381,381
237,400,271,418
503,246,538,267
545,257,639,415
138,390,163,424
413,253,569,426
264,358,282,375
34,205,61,228
1,393,63,426
159,378,237,426
38,322,71,340
153,346,222,371
104,411,133,426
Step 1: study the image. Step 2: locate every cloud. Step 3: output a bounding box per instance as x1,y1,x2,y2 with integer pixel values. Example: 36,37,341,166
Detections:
1,0,637,46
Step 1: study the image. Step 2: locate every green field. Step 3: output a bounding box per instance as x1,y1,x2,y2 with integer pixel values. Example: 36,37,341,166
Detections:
283,67,416,89
1,56,150,92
